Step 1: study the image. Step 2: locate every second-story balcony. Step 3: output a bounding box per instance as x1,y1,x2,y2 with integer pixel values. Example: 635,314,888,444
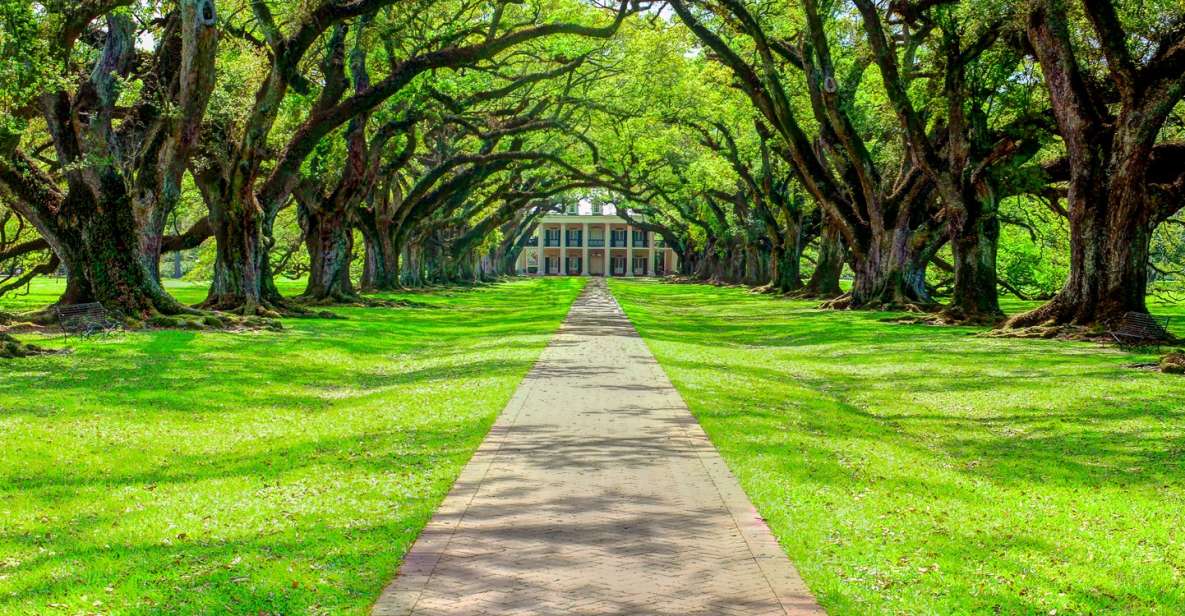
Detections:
544,238,561,247
632,239,649,248
610,239,627,248
588,238,605,247
566,238,583,247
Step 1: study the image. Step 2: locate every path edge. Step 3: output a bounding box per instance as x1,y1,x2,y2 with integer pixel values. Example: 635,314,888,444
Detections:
370,280,588,616
607,278,826,615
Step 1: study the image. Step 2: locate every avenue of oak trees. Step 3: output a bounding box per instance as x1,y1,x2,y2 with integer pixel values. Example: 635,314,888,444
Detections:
1,0,1184,347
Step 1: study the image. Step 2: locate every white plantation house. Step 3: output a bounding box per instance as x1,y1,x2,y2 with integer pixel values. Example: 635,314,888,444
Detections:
515,203,679,276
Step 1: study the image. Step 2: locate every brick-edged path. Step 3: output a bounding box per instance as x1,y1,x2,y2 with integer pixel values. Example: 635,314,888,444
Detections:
372,279,823,615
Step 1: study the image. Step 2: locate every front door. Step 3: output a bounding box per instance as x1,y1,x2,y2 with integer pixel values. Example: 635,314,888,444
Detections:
632,256,648,276
612,256,626,276
589,253,604,275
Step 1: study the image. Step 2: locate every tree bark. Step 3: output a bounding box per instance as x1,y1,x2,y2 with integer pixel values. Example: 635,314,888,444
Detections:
359,221,400,291
945,198,1003,321
767,214,803,293
804,221,844,297
1007,0,1184,328
400,242,424,288
847,224,934,308
301,207,356,301
1,2,217,319
203,193,271,314
1008,167,1154,326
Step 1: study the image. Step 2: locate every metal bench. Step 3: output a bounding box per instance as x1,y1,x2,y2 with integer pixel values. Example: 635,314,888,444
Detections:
54,302,120,338
1110,311,1172,351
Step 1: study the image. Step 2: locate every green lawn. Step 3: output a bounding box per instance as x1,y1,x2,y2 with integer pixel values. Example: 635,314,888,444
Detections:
0,277,585,615
609,279,1185,616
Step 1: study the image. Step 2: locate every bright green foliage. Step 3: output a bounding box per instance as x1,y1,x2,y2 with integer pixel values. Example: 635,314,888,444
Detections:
611,279,1185,615
0,1,57,135
0,277,585,614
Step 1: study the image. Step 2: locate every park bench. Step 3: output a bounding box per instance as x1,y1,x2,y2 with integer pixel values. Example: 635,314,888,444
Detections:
54,302,120,338
1110,311,1172,351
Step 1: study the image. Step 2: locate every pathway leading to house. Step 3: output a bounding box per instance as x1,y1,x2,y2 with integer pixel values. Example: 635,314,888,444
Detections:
373,279,822,615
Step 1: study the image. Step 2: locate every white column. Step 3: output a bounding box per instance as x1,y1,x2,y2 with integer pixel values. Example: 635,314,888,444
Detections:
536,226,544,276
603,223,611,277
626,225,635,277
644,231,651,275
581,223,589,275
559,222,567,275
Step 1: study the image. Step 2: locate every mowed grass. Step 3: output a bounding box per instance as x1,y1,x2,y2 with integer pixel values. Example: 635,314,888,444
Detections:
0,277,584,615
609,279,1185,616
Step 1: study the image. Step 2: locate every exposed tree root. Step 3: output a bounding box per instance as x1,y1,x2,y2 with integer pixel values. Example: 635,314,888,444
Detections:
199,296,285,319
787,288,840,301
142,312,283,332
294,292,413,312
1002,298,1074,329
934,307,1005,327
1160,353,1185,374
979,324,1096,341
818,293,937,314
883,309,1004,327
198,290,347,321
891,305,1000,326
1000,295,1136,331
819,293,853,310
0,332,60,359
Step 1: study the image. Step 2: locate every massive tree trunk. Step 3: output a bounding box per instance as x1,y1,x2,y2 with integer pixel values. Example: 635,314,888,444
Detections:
742,244,764,286
945,197,1002,322
400,242,425,288
767,213,804,293
359,221,400,291
0,148,188,318
1009,156,1154,326
847,222,937,309
1007,0,1185,328
449,251,479,284
804,222,844,298
0,2,217,319
57,184,188,316
204,191,272,314
301,207,356,301
852,0,1016,322
678,250,697,276
769,243,800,293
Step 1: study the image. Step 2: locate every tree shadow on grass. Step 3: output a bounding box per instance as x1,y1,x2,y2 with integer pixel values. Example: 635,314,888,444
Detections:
0,277,586,614
609,279,1185,614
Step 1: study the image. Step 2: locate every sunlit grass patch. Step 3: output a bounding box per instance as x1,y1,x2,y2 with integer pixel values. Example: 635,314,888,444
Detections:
0,277,584,614
610,278,1185,616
